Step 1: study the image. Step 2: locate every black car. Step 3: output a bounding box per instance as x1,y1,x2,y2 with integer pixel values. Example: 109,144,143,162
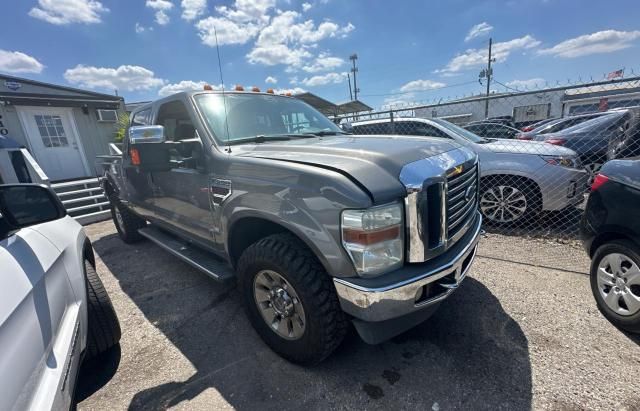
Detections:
581,158,640,333
464,122,520,139
537,109,640,183
516,112,609,141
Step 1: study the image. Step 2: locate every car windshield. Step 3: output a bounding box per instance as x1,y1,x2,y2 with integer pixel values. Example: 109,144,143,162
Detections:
194,93,343,144
430,118,488,143
537,113,605,134
558,112,626,134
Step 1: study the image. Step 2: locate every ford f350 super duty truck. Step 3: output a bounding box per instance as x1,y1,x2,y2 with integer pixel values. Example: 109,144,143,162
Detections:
102,89,482,364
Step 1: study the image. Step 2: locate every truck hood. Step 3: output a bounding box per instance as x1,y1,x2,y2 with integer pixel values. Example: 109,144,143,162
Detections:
232,135,462,203
484,139,578,156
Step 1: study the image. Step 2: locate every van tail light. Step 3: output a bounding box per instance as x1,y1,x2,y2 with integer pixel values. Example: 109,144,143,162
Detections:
546,138,566,146
591,174,610,192
130,148,141,165
517,134,533,140
521,125,534,132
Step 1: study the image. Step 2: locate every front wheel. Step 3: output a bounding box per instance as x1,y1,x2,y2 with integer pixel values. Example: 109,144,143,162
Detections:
479,177,540,225
85,260,122,359
590,240,640,333
237,233,348,365
109,196,146,244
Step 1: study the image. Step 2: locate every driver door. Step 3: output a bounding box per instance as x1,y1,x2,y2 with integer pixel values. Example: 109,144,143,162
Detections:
150,99,215,244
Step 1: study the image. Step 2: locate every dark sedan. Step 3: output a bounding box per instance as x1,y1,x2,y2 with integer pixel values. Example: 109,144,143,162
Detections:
464,122,521,139
581,158,640,333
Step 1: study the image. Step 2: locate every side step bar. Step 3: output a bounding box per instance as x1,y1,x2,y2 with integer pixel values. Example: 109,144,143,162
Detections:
138,226,235,283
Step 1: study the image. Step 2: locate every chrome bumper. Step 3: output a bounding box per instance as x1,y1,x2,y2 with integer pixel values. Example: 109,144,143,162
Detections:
333,213,482,322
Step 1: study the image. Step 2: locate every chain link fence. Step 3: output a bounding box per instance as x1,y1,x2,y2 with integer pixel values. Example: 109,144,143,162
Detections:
335,77,640,271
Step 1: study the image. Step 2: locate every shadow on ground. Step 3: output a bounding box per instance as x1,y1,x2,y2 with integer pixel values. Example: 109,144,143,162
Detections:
85,233,533,409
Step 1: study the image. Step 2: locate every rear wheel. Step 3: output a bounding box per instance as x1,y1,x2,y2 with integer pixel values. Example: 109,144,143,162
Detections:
479,177,541,225
109,196,145,243
237,233,348,365
85,260,122,359
590,240,640,333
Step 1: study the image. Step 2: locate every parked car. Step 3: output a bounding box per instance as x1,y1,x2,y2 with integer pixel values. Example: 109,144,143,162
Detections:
516,112,610,141
352,117,588,225
520,117,558,132
464,122,521,139
0,184,121,410
536,109,640,183
103,90,482,365
581,158,640,333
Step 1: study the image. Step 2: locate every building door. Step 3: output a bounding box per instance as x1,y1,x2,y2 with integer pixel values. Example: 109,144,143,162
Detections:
16,107,89,181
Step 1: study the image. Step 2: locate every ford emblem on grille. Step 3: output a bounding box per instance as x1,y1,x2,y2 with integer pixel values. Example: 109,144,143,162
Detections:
464,185,474,202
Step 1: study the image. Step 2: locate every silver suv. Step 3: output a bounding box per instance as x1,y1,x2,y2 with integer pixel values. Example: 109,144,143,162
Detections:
352,117,589,225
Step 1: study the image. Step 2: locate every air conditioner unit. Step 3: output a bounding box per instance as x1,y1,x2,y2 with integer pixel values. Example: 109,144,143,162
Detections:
97,109,118,122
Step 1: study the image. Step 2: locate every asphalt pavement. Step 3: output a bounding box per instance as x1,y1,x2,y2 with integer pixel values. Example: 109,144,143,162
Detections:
76,220,640,410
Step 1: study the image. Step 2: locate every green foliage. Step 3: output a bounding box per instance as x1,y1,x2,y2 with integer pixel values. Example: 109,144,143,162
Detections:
114,111,130,143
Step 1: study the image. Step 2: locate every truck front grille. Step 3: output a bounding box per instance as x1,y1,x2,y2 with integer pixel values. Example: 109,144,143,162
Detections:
446,164,478,239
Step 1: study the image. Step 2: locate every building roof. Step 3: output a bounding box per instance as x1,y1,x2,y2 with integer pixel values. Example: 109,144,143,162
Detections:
294,92,373,116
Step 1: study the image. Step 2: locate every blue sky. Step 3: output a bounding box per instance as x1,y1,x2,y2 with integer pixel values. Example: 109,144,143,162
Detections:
2,0,640,109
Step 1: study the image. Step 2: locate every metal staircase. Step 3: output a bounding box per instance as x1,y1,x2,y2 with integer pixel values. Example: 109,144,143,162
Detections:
51,178,111,225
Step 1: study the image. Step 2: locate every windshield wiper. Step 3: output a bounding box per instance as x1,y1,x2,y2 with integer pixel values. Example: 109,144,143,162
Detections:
227,135,293,145
300,130,347,137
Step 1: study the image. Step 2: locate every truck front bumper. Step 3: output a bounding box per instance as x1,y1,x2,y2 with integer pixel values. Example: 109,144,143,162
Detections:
333,212,481,338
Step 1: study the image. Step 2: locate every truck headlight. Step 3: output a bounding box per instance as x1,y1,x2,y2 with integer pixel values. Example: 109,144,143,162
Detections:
341,203,404,277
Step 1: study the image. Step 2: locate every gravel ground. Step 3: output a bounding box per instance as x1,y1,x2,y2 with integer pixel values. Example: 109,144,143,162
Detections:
76,220,640,410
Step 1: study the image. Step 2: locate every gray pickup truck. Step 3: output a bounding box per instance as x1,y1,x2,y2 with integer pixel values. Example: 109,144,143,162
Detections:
102,90,482,364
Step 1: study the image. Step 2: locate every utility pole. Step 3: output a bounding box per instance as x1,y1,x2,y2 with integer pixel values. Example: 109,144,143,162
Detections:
347,73,353,100
483,38,494,119
350,53,359,100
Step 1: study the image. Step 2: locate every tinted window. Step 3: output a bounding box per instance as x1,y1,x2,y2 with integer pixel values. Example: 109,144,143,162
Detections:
540,114,603,134
395,121,448,138
131,108,151,126
155,100,200,169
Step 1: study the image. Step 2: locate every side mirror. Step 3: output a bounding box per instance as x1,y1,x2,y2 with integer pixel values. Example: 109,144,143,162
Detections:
0,184,66,235
129,125,166,144
340,122,354,134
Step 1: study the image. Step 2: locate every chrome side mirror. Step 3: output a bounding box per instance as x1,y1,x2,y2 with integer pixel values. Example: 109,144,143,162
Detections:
129,125,166,144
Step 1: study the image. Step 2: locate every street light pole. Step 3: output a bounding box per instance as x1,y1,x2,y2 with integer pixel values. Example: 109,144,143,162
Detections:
484,37,493,119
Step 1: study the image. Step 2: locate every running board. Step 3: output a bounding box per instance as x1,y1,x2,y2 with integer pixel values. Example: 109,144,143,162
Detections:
138,226,235,283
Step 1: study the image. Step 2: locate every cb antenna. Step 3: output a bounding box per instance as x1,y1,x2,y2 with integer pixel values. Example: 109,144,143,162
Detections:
213,26,232,153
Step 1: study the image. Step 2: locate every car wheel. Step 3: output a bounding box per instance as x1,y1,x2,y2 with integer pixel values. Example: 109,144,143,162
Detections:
85,260,122,359
237,233,348,365
479,177,540,225
584,162,603,186
109,196,146,244
591,240,640,333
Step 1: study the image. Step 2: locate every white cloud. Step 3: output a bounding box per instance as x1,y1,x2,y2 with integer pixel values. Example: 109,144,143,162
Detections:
29,0,108,25
248,44,312,66
437,35,540,74
215,0,275,23
135,22,153,33
465,22,493,42
265,76,278,84
504,78,545,90
196,16,262,46
399,79,446,92
302,53,344,73
273,87,306,95
146,0,173,25
300,72,347,87
64,64,166,92
0,50,45,74
181,0,206,21
302,2,312,11
538,30,640,58
383,93,419,108
158,80,216,96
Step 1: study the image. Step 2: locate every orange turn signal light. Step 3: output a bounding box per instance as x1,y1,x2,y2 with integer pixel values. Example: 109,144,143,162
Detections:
343,226,400,246
266,88,274,94
130,148,141,165
203,84,213,91
251,86,260,92
234,85,244,91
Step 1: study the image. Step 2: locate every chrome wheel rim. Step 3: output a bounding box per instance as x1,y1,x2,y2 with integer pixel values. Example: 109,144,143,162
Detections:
114,206,125,233
584,163,603,186
480,185,527,223
596,253,640,316
253,270,306,340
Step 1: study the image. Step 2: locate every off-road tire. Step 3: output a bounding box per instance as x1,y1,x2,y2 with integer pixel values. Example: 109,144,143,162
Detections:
85,260,122,359
590,240,640,334
237,233,348,365
109,195,145,244
479,176,542,226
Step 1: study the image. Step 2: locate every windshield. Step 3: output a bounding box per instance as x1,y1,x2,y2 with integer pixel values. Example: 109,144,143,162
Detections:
430,118,488,143
194,93,343,144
